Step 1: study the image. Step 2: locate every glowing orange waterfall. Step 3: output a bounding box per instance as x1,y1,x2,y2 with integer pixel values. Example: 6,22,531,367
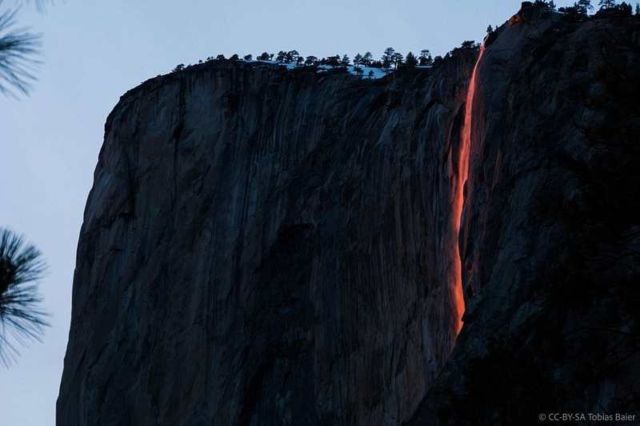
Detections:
452,45,485,335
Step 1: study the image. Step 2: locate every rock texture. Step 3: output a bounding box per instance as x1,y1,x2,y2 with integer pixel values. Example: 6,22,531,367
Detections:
57,53,477,425
58,6,640,426
408,7,640,426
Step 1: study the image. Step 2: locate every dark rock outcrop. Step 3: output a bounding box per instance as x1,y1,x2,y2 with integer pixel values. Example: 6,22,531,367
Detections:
57,55,476,425
58,8,640,426
409,11,640,426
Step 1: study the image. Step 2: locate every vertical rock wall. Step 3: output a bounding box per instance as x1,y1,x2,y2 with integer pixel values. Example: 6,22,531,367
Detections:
57,56,475,425
59,9,640,426
409,12,640,426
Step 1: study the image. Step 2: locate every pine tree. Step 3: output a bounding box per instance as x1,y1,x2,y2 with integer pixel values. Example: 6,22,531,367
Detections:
405,51,418,68
257,52,271,61
286,50,300,63
575,0,594,14
382,47,395,69
0,7,40,96
535,0,556,8
391,52,404,69
0,228,48,365
362,52,373,66
619,2,633,14
419,49,433,66
324,55,341,66
353,53,363,67
636,3,640,14
341,54,350,66
599,0,617,9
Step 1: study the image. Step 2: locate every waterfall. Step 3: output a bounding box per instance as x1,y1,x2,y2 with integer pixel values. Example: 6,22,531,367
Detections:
452,44,485,335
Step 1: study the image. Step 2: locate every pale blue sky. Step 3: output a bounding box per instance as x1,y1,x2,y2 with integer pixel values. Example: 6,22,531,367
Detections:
0,1,579,424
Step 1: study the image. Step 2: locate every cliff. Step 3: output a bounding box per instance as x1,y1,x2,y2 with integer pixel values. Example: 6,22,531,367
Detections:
409,8,640,426
58,7,640,426
57,51,476,425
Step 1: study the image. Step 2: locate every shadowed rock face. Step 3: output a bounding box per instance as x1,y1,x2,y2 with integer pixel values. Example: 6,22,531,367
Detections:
408,11,640,426
58,9,640,426
57,54,477,425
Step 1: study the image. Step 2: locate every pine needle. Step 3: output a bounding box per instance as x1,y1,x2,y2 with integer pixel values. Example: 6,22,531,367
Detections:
0,227,48,366
0,1,41,96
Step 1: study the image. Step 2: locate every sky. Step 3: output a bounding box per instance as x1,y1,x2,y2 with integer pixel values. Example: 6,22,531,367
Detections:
0,0,579,424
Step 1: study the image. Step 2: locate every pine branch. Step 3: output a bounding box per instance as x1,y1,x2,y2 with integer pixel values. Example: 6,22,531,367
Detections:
0,1,41,96
0,227,48,366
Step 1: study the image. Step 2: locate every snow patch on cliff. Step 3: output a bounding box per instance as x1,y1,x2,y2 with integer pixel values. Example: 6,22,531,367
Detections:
253,60,391,79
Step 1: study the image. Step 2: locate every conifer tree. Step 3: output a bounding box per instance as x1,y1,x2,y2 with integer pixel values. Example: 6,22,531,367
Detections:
362,52,373,66
391,52,404,69
599,0,617,9
419,49,433,66
0,6,40,96
382,47,395,69
353,53,363,67
405,51,418,68
0,228,48,365
575,0,594,14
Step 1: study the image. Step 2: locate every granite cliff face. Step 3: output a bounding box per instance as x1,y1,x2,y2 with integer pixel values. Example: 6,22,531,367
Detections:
57,51,476,425
58,7,640,426
409,8,640,426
